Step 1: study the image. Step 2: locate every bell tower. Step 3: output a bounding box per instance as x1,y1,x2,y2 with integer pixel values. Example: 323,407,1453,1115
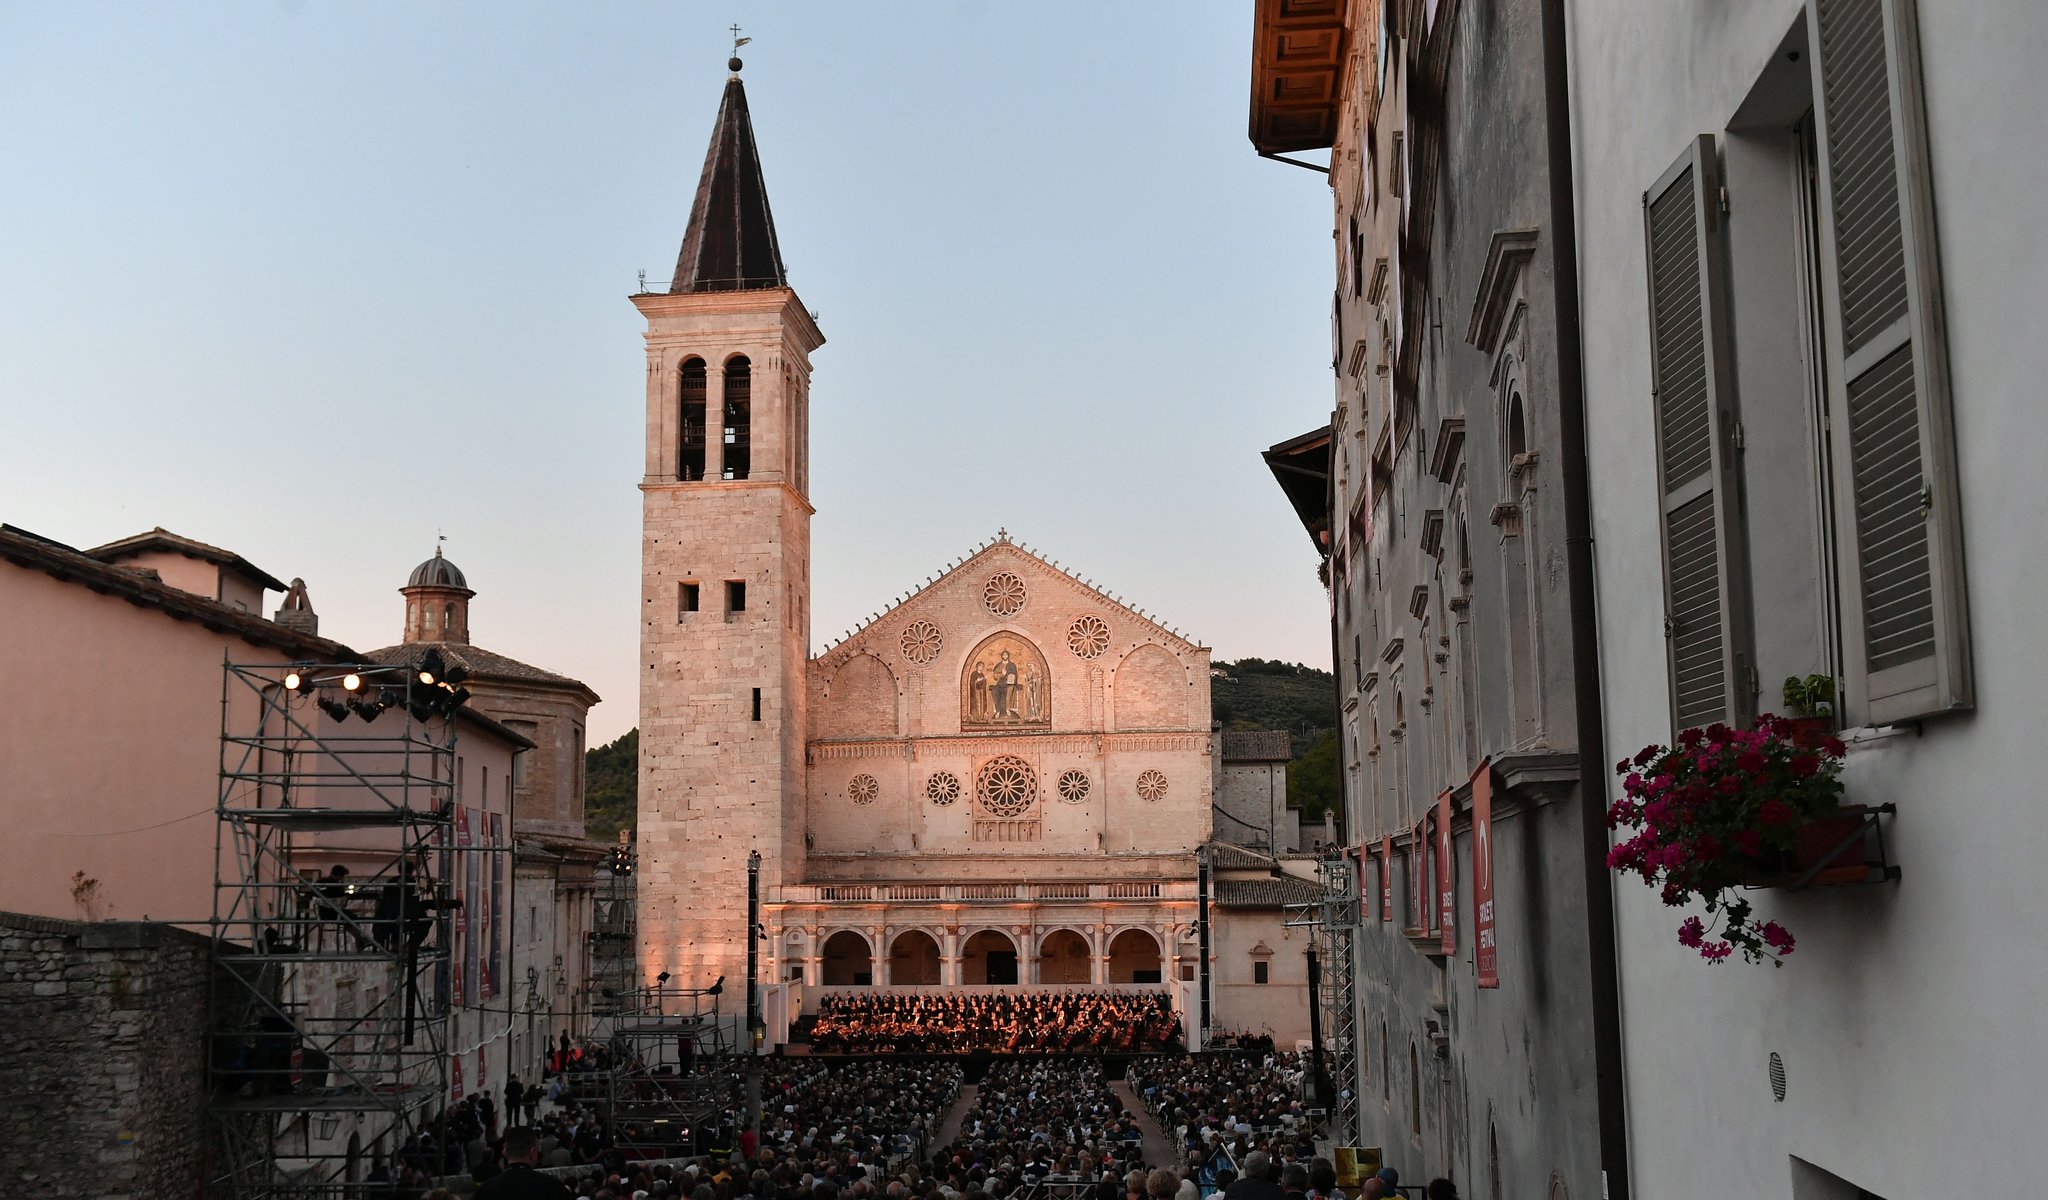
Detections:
634,53,823,995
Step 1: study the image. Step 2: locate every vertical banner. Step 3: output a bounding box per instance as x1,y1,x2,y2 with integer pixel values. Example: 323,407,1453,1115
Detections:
1472,760,1498,988
454,807,471,1008
486,813,504,1000
1356,843,1372,922
451,1051,464,1101
1409,818,1428,931
1437,789,1456,955
465,807,481,1007
1380,835,1394,920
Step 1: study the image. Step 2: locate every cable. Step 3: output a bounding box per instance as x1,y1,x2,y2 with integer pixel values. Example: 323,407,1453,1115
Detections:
47,806,214,836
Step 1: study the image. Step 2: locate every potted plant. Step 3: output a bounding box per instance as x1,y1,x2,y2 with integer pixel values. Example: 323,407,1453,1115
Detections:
1606,716,1852,965
1780,674,1837,748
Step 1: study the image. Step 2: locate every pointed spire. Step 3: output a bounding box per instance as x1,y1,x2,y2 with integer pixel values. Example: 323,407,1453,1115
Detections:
672,61,788,293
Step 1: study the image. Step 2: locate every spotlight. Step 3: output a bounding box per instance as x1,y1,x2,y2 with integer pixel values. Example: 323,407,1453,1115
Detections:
418,648,447,687
342,673,362,692
656,971,671,984
283,671,304,691
318,696,351,722
442,663,470,686
707,975,725,996
348,697,384,722
445,686,472,709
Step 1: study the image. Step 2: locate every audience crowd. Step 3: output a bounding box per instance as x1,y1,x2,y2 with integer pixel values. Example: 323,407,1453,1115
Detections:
1130,1052,1316,1163
809,991,1183,1055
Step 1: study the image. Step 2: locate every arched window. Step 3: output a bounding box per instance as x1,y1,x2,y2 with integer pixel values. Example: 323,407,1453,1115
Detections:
1506,390,1528,465
722,355,751,480
443,603,456,638
679,357,707,480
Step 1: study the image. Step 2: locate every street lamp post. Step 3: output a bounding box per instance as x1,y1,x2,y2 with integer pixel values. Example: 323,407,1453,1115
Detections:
745,850,762,1138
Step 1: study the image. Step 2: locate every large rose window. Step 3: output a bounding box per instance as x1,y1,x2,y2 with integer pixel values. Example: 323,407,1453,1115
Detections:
1136,770,1169,802
976,755,1037,817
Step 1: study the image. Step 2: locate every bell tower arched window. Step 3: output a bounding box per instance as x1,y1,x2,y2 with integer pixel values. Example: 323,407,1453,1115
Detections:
679,357,707,481
722,355,751,480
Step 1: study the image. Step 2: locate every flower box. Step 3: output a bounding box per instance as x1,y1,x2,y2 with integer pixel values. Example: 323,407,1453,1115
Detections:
1741,803,1900,891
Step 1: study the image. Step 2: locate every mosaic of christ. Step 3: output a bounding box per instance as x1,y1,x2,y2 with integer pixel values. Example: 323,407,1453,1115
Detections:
961,632,1051,727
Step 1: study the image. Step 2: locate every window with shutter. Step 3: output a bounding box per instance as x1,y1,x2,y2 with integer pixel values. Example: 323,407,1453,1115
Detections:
1643,135,1752,733
1807,0,1970,725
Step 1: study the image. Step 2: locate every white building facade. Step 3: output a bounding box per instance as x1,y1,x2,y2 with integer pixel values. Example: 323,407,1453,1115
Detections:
1569,0,2048,1194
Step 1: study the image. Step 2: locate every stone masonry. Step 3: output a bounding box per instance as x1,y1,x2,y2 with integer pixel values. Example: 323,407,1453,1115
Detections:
0,912,210,1200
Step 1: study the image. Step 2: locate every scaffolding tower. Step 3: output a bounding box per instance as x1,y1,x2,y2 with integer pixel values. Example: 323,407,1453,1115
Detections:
588,831,637,1030
206,655,495,1199
597,979,736,1158
1286,853,1360,1146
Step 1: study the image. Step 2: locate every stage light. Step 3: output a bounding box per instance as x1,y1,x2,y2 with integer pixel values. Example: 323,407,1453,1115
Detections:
443,664,471,685
656,971,671,984
318,696,351,722
283,671,304,691
418,648,447,687
348,697,383,722
342,673,362,692
445,686,472,709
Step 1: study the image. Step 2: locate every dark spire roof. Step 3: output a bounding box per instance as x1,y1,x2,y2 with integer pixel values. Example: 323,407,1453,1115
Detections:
672,70,788,293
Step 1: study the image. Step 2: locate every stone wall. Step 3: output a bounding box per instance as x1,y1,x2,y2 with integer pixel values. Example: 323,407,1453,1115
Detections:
0,912,210,1200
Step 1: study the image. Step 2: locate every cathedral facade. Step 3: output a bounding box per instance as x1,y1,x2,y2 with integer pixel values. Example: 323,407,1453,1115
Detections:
634,62,1311,1040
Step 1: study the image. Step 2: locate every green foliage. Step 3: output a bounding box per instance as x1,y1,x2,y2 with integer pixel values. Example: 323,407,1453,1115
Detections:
1780,674,1836,718
583,728,638,841
1210,658,1335,736
1287,729,1340,823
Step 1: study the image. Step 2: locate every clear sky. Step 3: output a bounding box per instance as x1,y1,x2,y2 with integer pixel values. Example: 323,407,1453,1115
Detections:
0,3,1335,743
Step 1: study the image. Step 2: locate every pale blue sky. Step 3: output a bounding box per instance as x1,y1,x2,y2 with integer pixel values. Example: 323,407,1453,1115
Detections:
0,3,1335,742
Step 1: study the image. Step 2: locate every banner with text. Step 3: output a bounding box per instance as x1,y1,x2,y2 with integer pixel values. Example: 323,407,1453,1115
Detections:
1472,760,1497,988
1437,788,1455,956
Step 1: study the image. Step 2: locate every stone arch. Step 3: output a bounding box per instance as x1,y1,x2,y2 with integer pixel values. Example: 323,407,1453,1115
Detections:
887,929,941,986
961,928,1020,985
1113,643,1187,730
1107,928,1163,983
679,355,708,480
722,353,752,480
1036,928,1093,984
817,653,898,738
820,930,873,986
961,630,1052,728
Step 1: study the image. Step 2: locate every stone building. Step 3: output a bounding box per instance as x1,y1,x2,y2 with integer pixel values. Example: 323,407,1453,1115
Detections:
631,62,1313,1044
369,549,608,1064
1250,0,1624,1193
1213,729,1299,854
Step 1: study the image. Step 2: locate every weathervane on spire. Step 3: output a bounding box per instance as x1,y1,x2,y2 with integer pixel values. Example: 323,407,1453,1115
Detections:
729,25,751,75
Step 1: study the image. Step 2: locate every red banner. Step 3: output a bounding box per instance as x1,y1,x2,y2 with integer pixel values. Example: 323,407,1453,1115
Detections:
1380,835,1394,920
1472,760,1497,988
1437,788,1455,955
451,1050,464,1101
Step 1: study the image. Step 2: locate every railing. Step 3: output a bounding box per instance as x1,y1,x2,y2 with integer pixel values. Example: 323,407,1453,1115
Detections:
770,880,1198,904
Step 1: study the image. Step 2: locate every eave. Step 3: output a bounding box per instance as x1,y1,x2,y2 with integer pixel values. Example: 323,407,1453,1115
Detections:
1248,0,1352,155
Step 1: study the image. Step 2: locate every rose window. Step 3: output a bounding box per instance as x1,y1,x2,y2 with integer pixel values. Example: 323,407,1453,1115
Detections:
975,755,1036,817
925,771,961,806
899,620,943,665
1135,770,1169,802
848,774,879,805
1056,769,1092,804
983,572,1027,617
1066,615,1111,660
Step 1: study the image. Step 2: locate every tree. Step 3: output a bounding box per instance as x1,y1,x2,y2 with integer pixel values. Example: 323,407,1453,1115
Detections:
1287,729,1340,823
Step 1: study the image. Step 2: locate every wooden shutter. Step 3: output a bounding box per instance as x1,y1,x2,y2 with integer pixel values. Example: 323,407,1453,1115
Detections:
1643,135,1751,733
1808,0,1970,724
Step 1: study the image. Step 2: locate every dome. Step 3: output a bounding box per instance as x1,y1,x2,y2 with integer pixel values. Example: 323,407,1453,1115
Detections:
406,548,468,590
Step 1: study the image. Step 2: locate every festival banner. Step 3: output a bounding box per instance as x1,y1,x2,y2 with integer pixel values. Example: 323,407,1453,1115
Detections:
1438,788,1456,955
451,1050,464,1101
1380,834,1394,921
453,807,471,1008
1472,760,1498,988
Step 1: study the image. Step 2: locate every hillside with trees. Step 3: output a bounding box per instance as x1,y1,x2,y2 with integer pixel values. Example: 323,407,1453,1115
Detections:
582,658,1339,835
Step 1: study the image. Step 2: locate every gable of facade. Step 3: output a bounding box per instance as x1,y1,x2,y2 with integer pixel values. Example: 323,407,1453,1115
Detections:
801,538,1213,871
